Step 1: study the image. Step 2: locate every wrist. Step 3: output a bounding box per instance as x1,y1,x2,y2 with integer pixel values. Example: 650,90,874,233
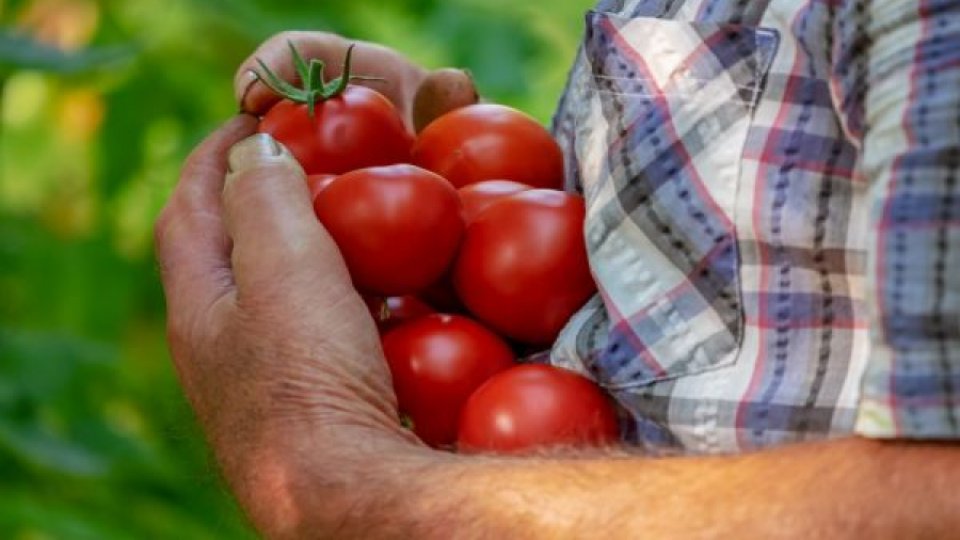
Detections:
222,417,433,538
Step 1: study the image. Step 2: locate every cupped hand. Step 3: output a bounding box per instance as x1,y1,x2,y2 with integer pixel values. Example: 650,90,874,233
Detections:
155,117,425,534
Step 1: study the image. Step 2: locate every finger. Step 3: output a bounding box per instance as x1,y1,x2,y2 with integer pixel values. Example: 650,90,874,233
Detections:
234,31,426,125
412,68,479,133
156,115,258,320
222,133,352,297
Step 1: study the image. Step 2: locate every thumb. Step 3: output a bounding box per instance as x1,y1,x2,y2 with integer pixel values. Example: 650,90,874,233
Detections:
412,68,479,133
223,133,350,293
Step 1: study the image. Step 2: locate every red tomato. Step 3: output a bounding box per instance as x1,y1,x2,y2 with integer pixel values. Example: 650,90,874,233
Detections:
382,314,516,448
259,85,412,175
314,165,465,296
306,174,336,202
457,364,619,453
412,104,564,189
458,180,532,223
453,190,596,345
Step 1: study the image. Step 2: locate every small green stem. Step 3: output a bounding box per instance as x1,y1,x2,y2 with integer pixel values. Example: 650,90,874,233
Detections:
253,42,377,119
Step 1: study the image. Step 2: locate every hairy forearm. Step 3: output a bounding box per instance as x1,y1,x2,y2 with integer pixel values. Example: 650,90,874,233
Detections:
239,436,960,539
426,438,958,539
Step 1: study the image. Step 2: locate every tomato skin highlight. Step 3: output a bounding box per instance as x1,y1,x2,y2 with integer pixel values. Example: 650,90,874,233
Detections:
457,364,620,453
458,180,532,223
453,189,596,345
412,104,565,190
382,314,516,448
259,85,413,175
314,164,465,296
306,174,337,202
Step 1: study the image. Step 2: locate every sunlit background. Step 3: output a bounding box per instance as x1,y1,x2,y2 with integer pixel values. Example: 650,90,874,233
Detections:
0,0,591,537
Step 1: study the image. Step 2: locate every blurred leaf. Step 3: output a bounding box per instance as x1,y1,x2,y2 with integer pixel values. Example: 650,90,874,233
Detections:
0,327,115,401
0,418,110,477
0,29,132,74
428,5,536,98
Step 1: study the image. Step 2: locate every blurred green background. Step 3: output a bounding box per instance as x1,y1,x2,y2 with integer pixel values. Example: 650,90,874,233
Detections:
0,0,590,537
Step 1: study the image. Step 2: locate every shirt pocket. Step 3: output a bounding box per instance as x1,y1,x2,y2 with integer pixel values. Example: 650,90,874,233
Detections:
568,11,778,389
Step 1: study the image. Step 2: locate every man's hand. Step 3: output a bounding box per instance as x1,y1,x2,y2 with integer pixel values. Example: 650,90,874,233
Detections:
155,117,431,537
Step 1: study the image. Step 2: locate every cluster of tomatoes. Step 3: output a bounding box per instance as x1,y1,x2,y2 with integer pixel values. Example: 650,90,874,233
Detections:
255,45,619,453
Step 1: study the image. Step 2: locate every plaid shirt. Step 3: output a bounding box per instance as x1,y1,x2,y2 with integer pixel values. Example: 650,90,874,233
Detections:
549,0,960,453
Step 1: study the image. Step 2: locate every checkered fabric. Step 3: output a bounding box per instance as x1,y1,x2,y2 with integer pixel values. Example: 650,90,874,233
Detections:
550,0,960,453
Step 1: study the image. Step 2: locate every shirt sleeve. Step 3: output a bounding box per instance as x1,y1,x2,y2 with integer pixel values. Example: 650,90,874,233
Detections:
834,1,960,438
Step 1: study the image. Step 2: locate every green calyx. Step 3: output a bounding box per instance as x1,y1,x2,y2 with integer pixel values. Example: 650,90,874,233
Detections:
254,41,382,117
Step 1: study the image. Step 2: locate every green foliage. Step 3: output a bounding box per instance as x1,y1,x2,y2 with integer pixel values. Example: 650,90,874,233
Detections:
0,0,591,537
0,29,130,75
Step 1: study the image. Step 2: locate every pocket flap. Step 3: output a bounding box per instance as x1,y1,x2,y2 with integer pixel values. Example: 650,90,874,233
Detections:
564,12,779,388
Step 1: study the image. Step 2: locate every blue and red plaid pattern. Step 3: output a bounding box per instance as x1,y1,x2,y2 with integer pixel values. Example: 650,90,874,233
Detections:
550,0,960,453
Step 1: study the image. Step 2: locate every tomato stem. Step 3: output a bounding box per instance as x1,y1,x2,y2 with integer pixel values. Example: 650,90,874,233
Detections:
254,42,384,118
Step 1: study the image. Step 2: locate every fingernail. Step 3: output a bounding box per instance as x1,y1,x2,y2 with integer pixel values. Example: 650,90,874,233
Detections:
236,69,259,110
226,133,298,180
